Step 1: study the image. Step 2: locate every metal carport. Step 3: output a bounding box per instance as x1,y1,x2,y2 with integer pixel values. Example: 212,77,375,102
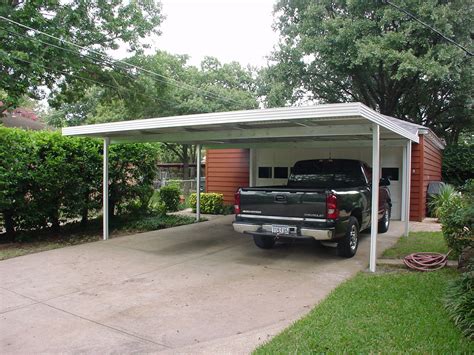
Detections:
63,102,418,272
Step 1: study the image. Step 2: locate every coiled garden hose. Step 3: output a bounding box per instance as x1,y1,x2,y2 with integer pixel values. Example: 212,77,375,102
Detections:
403,251,451,271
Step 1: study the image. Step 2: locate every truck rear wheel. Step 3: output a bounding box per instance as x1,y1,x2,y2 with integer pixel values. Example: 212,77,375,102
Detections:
253,235,276,249
337,217,359,258
378,205,390,233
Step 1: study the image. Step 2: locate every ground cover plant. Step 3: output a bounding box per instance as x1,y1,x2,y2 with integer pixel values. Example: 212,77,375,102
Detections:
254,269,473,353
382,231,455,260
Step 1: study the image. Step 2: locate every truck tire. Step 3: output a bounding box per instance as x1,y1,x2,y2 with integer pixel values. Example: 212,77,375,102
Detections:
337,217,359,258
253,235,276,249
378,205,390,233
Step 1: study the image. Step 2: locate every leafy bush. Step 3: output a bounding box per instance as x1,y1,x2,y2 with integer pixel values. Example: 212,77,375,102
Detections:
444,264,474,340
428,184,458,219
189,193,224,214
124,214,195,231
443,144,474,187
157,185,181,212
439,181,474,256
0,127,159,240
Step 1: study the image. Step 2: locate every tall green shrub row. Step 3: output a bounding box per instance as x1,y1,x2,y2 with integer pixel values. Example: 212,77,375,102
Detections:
0,127,159,238
442,144,474,187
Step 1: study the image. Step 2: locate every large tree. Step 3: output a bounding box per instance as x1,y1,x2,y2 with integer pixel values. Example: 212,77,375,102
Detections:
0,0,163,112
45,51,259,178
261,0,473,144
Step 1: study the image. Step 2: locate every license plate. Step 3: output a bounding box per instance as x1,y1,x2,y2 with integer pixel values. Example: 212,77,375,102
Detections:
272,225,290,235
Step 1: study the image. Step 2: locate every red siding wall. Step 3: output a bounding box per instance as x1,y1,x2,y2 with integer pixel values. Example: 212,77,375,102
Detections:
410,135,443,221
205,149,249,204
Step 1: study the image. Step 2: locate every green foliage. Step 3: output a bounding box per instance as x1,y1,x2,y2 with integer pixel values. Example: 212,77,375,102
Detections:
189,193,225,214
157,185,181,213
382,232,454,260
108,143,159,216
123,214,196,232
264,0,473,144
0,1,163,110
0,127,159,240
255,270,473,353
442,144,474,187
428,184,458,219
444,265,474,340
439,181,474,256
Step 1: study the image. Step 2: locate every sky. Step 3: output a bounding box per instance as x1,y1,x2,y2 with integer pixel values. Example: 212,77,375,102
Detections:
139,0,278,68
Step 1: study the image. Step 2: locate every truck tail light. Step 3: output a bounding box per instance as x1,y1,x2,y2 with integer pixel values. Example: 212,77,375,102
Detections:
234,191,241,214
326,193,338,219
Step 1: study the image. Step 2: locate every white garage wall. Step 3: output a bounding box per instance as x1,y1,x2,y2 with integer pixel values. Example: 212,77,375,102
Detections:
252,147,403,220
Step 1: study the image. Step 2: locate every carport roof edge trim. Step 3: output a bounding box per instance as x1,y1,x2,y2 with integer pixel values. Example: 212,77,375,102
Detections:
62,102,420,143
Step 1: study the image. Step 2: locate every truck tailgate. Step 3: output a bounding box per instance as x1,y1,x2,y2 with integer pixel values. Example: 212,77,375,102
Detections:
239,188,327,219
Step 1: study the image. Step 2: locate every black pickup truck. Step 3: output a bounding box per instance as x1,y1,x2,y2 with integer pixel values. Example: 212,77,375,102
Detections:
233,159,391,257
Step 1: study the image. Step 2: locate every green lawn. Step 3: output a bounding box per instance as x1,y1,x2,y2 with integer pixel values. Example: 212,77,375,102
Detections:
255,269,473,353
0,214,200,261
382,231,455,259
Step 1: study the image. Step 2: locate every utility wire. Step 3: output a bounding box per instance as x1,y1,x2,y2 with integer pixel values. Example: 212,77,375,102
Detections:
382,0,473,56
0,15,243,105
6,53,173,105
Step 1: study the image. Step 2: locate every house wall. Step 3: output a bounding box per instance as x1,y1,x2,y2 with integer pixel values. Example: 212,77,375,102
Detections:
205,149,249,204
206,135,443,220
410,135,443,221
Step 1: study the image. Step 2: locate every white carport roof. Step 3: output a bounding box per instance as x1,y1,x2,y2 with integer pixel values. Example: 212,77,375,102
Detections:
62,102,419,273
62,102,420,145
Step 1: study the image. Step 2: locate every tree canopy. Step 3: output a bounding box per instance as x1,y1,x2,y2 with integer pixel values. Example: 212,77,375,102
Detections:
0,0,163,111
261,0,473,144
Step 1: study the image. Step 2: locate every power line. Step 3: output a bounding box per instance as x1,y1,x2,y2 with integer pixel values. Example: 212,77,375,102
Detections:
382,0,473,56
0,15,243,105
6,53,174,106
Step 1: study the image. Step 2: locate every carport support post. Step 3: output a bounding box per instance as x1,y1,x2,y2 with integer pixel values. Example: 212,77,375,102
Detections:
369,124,380,273
103,137,110,241
403,141,412,237
196,144,201,222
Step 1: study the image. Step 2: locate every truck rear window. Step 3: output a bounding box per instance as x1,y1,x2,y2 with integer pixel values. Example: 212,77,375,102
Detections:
288,160,367,189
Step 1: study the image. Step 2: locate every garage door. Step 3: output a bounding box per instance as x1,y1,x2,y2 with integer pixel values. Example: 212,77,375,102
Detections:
252,147,403,220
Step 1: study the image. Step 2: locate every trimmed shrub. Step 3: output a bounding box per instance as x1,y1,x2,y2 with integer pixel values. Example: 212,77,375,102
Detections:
0,127,159,240
439,181,474,256
444,264,474,340
443,144,474,187
157,185,181,212
189,193,224,214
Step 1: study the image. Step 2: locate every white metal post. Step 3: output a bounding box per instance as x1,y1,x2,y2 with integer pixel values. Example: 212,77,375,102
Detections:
404,141,412,237
103,137,110,241
369,124,380,273
196,144,201,222
401,144,407,222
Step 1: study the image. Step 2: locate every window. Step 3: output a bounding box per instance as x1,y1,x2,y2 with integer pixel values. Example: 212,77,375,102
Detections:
258,167,272,179
382,167,399,181
274,167,288,179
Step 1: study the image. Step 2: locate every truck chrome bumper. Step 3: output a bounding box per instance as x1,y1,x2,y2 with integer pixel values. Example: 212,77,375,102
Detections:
233,222,334,241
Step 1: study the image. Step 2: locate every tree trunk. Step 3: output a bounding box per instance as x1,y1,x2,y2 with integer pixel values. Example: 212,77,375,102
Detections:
3,211,15,240
182,144,190,180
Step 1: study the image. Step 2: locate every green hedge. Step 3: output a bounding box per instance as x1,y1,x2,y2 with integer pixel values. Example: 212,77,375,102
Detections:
438,180,474,256
443,144,474,187
189,193,224,214
0,127,159,239
158,185,181,212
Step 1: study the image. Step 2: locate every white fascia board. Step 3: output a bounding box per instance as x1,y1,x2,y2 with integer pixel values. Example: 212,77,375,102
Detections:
62,102,419,143
204,139,409,149
358,104,419,143
62,102,363,137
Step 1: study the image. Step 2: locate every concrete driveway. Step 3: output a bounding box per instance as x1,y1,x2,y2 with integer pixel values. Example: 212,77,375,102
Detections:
0,216,403,354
